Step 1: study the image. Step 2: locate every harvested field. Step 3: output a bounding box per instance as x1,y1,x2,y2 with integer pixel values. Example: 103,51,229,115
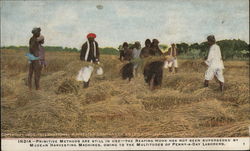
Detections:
1,49,249,138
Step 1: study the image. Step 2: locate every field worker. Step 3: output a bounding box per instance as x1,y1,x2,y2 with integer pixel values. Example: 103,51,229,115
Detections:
37,35,47,67
140,39,151,58
132,41,142,59
166,43,178,73
120,42,141,81
27,27,43,90
204,35,225,92
121,42,131,61
132,41,142,76
119,43,125,61
79,33,100,88
119,45,124,61
149,39,163,56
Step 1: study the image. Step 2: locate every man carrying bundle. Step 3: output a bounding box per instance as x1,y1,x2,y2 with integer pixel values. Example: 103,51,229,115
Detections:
142,40,170,90
120,42,140,81
122,42,132,61
149,39,163,56
78,33,101,88
204,35,224,92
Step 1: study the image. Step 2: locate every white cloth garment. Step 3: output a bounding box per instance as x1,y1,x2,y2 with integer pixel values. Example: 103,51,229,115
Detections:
164,59,178,68
205,44,224,69
132,48,141,59
96,67,104,75
204,44,225,82
164,46,178,68
205,68,224,82
76,65,94,82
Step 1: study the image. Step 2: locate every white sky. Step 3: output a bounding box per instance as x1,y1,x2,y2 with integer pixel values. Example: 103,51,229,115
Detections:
1,0,249,49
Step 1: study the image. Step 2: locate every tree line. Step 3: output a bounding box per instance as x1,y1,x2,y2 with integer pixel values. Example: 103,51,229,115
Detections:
176,39,249,60
1,39,249,60
0,46,119,55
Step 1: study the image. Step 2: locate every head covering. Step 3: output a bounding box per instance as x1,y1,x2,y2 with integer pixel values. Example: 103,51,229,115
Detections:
37,35,44,42
32,27,41,34
87,33,96,39
207,35,216,43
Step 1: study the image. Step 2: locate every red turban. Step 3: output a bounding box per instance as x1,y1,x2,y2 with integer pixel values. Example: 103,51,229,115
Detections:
87,33,96,38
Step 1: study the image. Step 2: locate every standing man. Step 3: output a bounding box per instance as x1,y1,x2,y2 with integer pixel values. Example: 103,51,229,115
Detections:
140,39,151,58
80,33,100,63
132,41,141,76
166,43,178,73
149,39,163,56
204,35,224,92
123,42,133,61
132,41,141,59
28,27,42,90
79,33,100,88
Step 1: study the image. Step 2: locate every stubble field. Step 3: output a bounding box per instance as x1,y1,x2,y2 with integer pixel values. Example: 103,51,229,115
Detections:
1,49,249,138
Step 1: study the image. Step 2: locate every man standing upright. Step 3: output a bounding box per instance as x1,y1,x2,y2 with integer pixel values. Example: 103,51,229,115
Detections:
79,33,100,88
28,27,42,90
140,39,151,58
132,41,141,76
80,33,100,63
166,43,178,73
204,35,224,92
120,42,132,61
149,39,163,56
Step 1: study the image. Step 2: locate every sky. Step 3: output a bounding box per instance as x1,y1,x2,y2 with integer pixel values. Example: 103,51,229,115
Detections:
1,0,249,49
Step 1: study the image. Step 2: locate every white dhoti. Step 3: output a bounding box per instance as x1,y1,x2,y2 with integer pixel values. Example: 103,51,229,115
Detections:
164,59,178,68
205,68,224,83
204,44,225,83
76,65,94,82
76,65,104,82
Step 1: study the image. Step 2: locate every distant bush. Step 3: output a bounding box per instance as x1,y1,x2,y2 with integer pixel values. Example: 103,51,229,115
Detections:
186,49,200,59
99,47,119,55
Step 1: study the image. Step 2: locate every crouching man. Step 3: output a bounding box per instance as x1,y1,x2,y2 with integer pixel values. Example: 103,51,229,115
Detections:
204,35,224,92
78,33,100,88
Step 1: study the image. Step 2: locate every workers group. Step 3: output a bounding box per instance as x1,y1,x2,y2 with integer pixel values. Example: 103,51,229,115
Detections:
27,27,224,92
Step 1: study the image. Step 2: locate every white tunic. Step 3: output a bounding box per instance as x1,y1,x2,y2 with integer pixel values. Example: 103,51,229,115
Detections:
132,48,141,59
204,44,225,82
205,44,224,69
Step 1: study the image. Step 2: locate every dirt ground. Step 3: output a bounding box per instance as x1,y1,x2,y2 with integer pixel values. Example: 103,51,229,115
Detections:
1,49,249,138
